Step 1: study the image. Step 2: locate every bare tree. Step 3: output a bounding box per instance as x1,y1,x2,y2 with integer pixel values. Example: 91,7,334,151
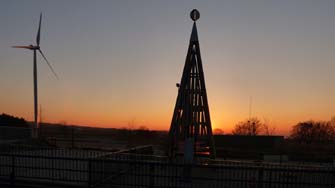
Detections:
137,125,149,131
262,118,276,136
330,116,335,127
290,120,335,143
213,128,224,135
232,117,263,136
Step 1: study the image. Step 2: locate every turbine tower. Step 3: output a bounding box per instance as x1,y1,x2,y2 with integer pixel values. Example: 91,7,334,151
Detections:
12,13,58,139
168,9,216,160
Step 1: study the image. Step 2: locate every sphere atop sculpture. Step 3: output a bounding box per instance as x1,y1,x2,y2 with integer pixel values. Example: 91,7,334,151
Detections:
190,9,200,21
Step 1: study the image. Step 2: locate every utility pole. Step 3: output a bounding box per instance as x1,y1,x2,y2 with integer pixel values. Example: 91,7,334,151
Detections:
39,104,42,138
71,125,75,148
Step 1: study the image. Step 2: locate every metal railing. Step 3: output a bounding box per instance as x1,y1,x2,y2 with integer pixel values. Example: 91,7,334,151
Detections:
89,158,335,188
0,152,334,188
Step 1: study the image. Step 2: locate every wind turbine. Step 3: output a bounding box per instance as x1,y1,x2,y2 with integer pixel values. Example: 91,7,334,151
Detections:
12,13,58,139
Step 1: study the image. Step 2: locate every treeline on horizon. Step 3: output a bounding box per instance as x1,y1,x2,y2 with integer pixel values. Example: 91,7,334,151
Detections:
0,113,28,127
223,116,335,144
2,112,335,144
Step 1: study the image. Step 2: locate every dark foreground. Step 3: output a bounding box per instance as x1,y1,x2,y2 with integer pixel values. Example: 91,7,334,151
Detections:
0,148,334,188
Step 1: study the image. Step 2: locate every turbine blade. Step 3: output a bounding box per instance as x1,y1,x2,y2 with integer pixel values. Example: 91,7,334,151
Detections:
12,46,33,49
36,13,42,46
38,49,59,79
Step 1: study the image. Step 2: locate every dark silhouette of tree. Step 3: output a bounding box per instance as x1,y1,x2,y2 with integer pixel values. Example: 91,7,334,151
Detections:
136,125,149,134
213,128,224,135
262,118,276,136
232,117,263,136
290,120,335,143
330,116,335,127
0,113,28,127
137,125,149,131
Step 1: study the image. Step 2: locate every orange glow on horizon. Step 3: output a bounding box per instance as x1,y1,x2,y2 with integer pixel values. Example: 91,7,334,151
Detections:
3,92,335,137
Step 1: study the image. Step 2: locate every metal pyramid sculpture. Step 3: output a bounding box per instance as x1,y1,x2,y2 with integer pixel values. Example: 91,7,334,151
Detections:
168,9,216,160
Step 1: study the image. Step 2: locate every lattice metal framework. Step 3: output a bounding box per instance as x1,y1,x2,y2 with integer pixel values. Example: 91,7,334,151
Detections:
168,10,216,159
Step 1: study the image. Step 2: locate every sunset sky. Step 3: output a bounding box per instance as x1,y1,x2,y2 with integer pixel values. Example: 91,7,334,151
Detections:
1,0,335,135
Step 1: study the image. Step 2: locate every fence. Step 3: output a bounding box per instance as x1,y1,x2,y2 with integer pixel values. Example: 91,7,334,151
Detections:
0,126,31,140
0,148,107,188
1,151,335,188
90,159,335,188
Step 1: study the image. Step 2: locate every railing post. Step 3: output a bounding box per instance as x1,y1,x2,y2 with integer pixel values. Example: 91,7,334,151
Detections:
258,167,263,188
268,170,272,187
88,159,92,188
10,155,15,187
149,163,154,188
